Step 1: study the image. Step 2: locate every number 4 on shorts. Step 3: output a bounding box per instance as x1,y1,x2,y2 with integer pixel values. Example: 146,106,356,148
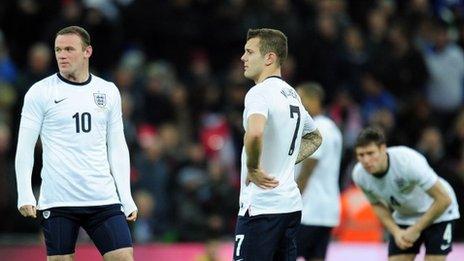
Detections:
441,223,452,250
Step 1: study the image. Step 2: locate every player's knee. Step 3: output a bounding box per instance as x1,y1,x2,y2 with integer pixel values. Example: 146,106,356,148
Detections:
388,254,416,261
103,247,134,261
424,255,447,261
47,254,75,261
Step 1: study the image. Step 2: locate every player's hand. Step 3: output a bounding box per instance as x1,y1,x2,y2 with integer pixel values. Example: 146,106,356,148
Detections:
19,205,37,218
402,227,421,245
126,210,137,222
393,229,413,250
246,168,279,189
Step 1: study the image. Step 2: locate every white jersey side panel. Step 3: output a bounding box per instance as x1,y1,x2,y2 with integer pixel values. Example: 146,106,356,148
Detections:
239,77,317,216
21,74,122,209
353,146,460,225
298,115,342,226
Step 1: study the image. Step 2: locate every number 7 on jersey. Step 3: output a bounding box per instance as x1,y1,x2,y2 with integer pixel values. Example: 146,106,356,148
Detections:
288,105,300,155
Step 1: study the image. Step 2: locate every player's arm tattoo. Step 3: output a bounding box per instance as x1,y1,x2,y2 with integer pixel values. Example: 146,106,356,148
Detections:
295,130,322,164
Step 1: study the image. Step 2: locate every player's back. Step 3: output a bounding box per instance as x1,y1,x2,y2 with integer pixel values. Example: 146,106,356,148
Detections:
240,76,315,216
300,115,342,226
259,78,305,176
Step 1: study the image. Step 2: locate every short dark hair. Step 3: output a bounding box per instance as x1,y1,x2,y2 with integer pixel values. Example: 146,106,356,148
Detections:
247,28,288,66
56,26,91,49
355,127,386,148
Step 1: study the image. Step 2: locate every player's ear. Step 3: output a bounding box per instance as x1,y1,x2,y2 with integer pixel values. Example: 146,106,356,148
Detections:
264,52,277,66
379,144,387,153
84,45,93,58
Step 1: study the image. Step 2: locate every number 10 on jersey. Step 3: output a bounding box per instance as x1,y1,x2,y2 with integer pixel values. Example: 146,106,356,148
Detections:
72,112,92,133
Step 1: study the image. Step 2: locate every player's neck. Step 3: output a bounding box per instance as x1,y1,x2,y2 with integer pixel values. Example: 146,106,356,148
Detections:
372,153,390,178
60,69,90,84
255,67,281,84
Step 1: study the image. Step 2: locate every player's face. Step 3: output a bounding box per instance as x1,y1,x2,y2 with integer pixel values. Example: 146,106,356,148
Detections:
241,37,265,82
54,34,92,76
355,143,387,174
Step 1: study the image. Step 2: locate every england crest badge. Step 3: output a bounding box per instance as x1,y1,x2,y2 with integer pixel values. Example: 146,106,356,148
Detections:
394,177,405,188
394,176,412,193
93,93,106,108
43,210,50,219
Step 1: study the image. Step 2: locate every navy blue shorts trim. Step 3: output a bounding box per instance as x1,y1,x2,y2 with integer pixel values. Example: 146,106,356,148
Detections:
297,224,333,259
388,220,455,256
233,211,301,261
40,204,132,256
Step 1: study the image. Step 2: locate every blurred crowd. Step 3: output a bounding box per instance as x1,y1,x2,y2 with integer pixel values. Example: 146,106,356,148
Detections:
1,0,464,243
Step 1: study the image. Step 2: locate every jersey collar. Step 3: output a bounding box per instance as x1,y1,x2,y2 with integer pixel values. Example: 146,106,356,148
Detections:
263,75,282,81
57,73,92,86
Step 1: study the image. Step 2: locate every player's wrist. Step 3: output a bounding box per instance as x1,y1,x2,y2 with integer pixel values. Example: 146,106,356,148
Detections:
391,226,403,236
409,224,423,234
247,165,259,172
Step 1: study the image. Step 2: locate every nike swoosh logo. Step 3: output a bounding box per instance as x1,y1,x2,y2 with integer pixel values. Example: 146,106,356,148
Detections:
440,244,450,250
54,98,67,104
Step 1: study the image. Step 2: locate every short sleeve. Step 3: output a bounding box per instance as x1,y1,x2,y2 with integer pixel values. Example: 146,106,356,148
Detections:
301,108,317,136
108,84,123,133
406,150,438,191
244,87,268,120
20,85,45,132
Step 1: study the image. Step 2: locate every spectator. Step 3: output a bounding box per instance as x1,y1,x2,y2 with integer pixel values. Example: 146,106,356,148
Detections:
423,20,464,124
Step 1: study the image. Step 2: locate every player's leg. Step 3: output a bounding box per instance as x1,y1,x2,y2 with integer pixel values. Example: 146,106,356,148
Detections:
423,221,454,261
47,254,75,261
297,225,332,261
83,204,133,260
103,247,134,261
273,211,301,261
233,211,283,260
40,209,80,261
424,256,446,261
388,255,416,261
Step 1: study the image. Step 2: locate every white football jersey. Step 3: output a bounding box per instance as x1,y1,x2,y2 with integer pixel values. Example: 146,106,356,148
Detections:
297,115,342,226
353,146,460,225
21,73,124,210
239,76,317,216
